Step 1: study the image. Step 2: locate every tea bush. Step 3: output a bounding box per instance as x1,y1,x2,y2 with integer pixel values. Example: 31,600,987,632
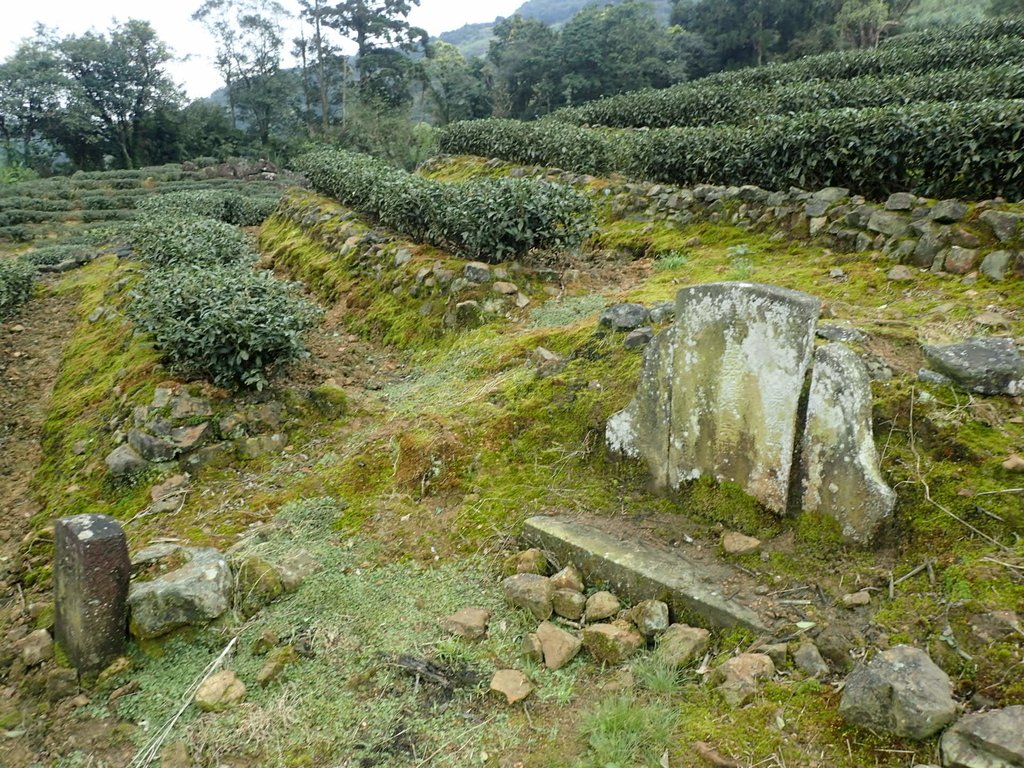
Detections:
440,99,1024,200
0,258,37,317
129,263,320,390
294,148,594,261
552,65,1024,129
128,213,256,267
137,190,280,226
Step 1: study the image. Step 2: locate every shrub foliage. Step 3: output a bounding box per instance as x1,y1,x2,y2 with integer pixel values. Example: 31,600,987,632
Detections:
294,148,594,261
440,100,1024,200
137,190,279,226
129,263,320,390
128,213,256,267
551,66,1024,130
0,258,37,317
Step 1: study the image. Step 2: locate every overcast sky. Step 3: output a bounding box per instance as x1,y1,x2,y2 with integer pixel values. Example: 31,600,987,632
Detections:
0,0,522,99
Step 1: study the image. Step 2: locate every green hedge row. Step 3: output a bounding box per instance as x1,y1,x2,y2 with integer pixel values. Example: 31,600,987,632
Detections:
136,190,280,226
882,17,1024,48
693,34,1024,92
0,258,37,317
128,213,257,267
294,148,594,261
439,100,1024,200
552,65,1024,129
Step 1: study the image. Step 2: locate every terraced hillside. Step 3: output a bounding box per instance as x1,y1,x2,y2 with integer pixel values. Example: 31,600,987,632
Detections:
0,22,1023,767
440,19,1024,200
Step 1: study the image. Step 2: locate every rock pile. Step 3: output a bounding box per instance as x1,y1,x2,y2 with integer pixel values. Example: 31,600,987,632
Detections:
105,384,292,479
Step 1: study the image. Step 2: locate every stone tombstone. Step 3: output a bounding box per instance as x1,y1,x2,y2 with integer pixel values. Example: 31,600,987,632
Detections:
800,344,896,543
55,514,130,673
608,282,821,513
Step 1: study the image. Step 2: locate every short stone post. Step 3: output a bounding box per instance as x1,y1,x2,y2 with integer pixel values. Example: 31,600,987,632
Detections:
55,514,130,673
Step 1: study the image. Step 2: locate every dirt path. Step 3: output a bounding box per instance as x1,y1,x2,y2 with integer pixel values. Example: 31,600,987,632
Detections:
0,284,79,562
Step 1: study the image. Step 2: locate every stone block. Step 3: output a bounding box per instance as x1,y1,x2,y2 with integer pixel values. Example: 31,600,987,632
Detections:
800,344,896,544
55,514,130,672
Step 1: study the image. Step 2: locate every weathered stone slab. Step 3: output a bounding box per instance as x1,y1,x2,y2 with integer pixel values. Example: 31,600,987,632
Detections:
669,283,821,511
55,514,130,673
608,283,821,513
523,516,766,631
800,344,896,544
606,329,676,487
923,338,1024,396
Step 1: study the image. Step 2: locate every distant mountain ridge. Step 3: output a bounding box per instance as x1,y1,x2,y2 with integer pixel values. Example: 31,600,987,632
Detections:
438,0,672,58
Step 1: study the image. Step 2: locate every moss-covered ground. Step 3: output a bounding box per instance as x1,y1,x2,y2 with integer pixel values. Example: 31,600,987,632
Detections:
2,155,1022,767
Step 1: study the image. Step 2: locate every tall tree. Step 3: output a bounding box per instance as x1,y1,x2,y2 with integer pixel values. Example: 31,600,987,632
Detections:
0,38,65,169
57,20,180,169
193,0,288,146
297,0,349,134
557,1,690,105
422,41,490,124
486,15,560,118
319,0,427,88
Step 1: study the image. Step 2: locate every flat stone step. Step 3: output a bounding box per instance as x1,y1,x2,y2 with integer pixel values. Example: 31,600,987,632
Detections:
523,516,766,632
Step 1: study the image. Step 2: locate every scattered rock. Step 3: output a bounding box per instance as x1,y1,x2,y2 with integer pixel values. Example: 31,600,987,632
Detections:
278,549,320,592
195,670,246,712
549,564,584,592
501,574,554,620
439,607,490,641
842,591,871,608
655,624,710,668
237,433,287,460
649,302,676,324
817,324,866,343
762,643,789,668
582,622,644,664
553,589,586,621
712,653,775,706
46,668,79,701
128,548,232,639
309,382,348,417
868,210,910,238
839,645,956,739
885,192,917,211
966,611,1021,645
234,556,285,618
492,281,519,295
930,200,968,224
922,338,1023,396
521,633,543,663
18,629,54,667
793,640,829,679
624,327,654,349
105,444,147,477
490,669,532,704
629,600,670,639
585,591,621,622
980,251,1013,281
463,262,491,283
536,621,582,670
1003,454,1024,472
721,531,761,555
887,265,915,282
257,646,297,686
940,705,1024,768
975,311,1012,329
599,303,650,332
503,548,548,576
